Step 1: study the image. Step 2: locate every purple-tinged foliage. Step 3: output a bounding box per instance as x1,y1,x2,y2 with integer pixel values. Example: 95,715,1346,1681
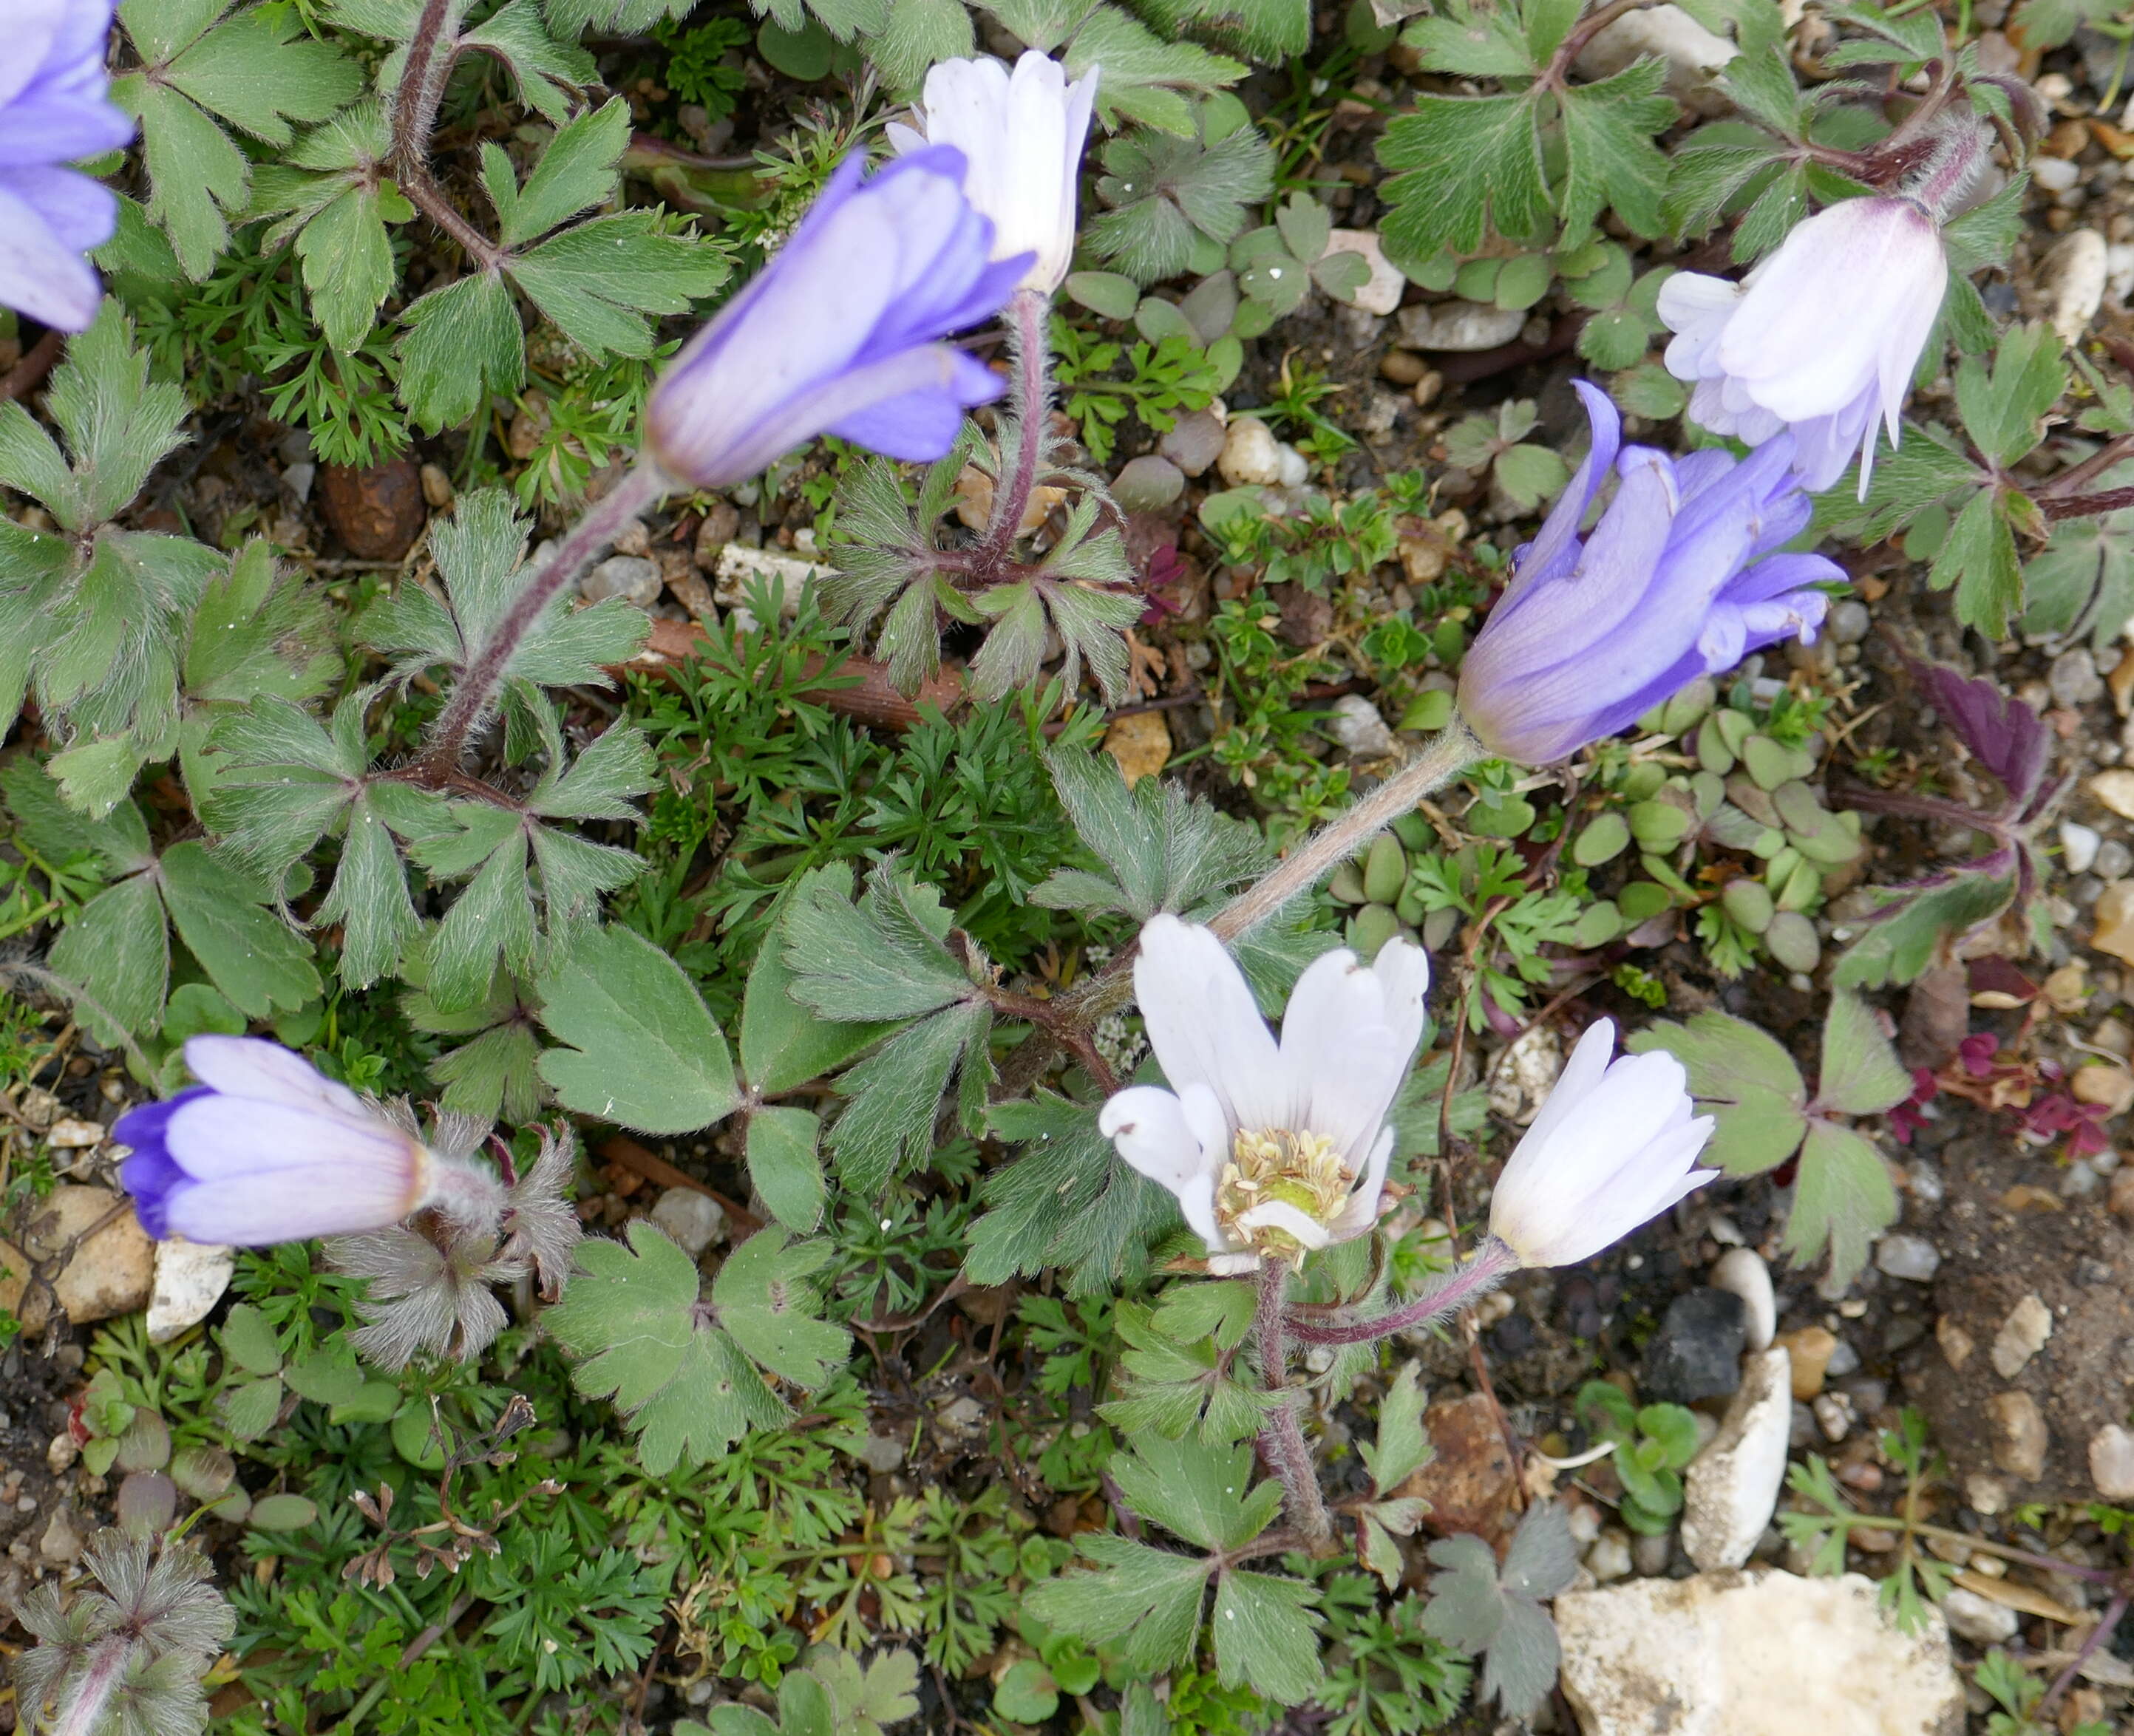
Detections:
645,146,1029,489
1832,659,2069,987
0,0,135,332
1455,381,1839,766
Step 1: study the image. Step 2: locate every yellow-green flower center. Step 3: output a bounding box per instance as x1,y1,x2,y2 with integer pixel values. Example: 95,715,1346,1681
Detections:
1215,1128,1353,1264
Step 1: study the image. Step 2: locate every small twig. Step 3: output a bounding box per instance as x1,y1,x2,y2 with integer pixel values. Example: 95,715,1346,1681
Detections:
0,330,63,405
2039,1587,2134,1717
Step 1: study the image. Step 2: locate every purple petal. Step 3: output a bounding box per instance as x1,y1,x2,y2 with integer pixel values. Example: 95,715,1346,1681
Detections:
1499,379,1620,609
164,1176,427,1245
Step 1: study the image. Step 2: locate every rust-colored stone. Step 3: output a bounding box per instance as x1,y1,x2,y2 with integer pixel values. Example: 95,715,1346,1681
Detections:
318,457,425,560
1399,1391,1518,1541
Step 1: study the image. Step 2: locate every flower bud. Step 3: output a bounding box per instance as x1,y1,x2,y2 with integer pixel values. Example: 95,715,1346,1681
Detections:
645,147,1029,489
115,1037,481,1245
1488,1021,1717,1268
888,51,1098,294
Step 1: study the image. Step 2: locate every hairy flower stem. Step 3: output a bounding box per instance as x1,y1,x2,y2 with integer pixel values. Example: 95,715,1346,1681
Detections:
1211,720,1481,944
1284,1236,1520,1347
421,1153,510,1233
416,462,670,779
1254,1259,1333,1551
972,288,1051,578
1906,118,1991,222
390,0,503,270
999,718,1482,1081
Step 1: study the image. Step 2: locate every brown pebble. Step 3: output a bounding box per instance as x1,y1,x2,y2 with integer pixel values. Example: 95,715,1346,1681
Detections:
418,463,453,509
2110,1167,2134,1222
1988,1389,2049,1482
1412,370,1444,409
1379,348,1428,385
318,458,425,560
1775,1326,1837,1398
1937,1315,1976,1370
2045,118,2091,158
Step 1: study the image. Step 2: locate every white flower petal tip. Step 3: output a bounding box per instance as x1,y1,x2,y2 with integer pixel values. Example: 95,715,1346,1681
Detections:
1487,1023,1720,1269
1104,921,1433,1268
899,50,1097,292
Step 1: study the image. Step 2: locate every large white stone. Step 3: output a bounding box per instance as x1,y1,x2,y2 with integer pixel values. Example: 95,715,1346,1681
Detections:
1682,1346,1791,1570
2043,229,2110,345
1556,1570,1963,1736
146,1238,234,1343
1396,301,1525,353
1325,229,1405,316
713,545,829,619
1575,4,1739,115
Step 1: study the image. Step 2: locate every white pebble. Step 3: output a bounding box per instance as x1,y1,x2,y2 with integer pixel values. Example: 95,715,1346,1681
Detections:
1873,1233,1940,1282
1941,1586,2019,1646
1710,1248,1776,1351
649,1187,725,1257
2042,228,2110,344
2063,821,2102,876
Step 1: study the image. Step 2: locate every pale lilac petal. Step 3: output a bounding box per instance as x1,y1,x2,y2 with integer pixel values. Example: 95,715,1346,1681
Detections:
164,1175,425,1244
183,1035,369,1121
164,1095,424,1191
645,146,1019,487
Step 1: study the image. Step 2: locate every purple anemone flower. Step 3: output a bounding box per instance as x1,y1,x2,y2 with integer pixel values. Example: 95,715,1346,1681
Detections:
117,1037,441,1245
645,146,1029,489
0,0,135,333
1456,381,1841,766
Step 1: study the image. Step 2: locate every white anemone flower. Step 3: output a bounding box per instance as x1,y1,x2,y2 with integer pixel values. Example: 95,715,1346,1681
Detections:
1098,916,1430,1272
1487,1020,1719,1269
887,50,1098,294
1656,196,1947,497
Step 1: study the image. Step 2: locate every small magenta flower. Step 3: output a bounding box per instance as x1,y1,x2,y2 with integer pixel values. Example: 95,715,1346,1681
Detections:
1658,197,1946,495
888,51,1098,294
1487,1020,1718,1268
1098,916,1430,1271
116,1038,501,1245
1455,381,1840,766
0,0,135,332
644,146,1030,489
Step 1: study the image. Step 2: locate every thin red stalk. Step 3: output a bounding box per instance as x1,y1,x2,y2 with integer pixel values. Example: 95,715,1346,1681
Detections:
417,463,669,777
2039,1586,2132,1718
2039,429,2134,499
1255,1259,1333,1550
2041,484,2134,521
1285,1238,1520,1347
